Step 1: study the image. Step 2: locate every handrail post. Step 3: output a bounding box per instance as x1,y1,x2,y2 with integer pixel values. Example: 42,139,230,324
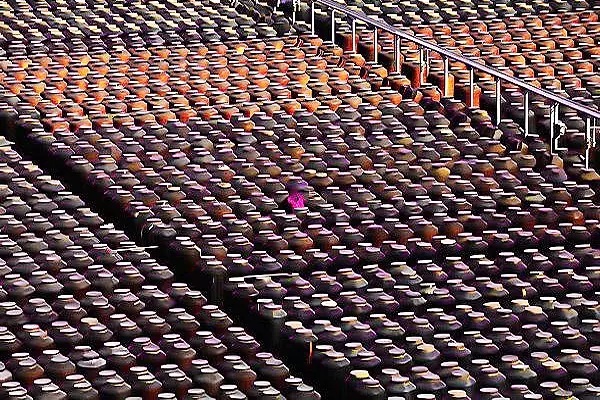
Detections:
593,118,597,149
331,9,335,44
550,103,556,154
592,119,596,148
394,35,401,72
418,46,424,86
524,91,529,137
496,78,501,126
586,117,591,169
469,68,474,107
425,48,430,83
555,104,561,153
292,0,297,24
443,57,449,97
351,19,356,53
311,1,315,35
373,27,378,63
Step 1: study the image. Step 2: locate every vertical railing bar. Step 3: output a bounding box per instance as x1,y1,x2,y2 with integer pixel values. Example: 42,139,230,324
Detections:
351,19,356,53
292,0,297,24
311,2,315,35
524,91,529,137
418,46,424,86
331,9,335,44
555,104,561,151
373,27,378,63
593,118,597,148
394,34,401,72
592,118,598,151
425,48,430,83
550,103,556,154
592,118,596,148
586,117,591,169
443,57,449,97
469,68,474,107
496,78,501,126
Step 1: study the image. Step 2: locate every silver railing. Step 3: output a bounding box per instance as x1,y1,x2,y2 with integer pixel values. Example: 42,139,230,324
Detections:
286,0,600,168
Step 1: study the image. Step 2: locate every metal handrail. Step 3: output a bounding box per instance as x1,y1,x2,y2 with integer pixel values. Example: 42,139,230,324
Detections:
291,0,600,167
315,0,600,119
